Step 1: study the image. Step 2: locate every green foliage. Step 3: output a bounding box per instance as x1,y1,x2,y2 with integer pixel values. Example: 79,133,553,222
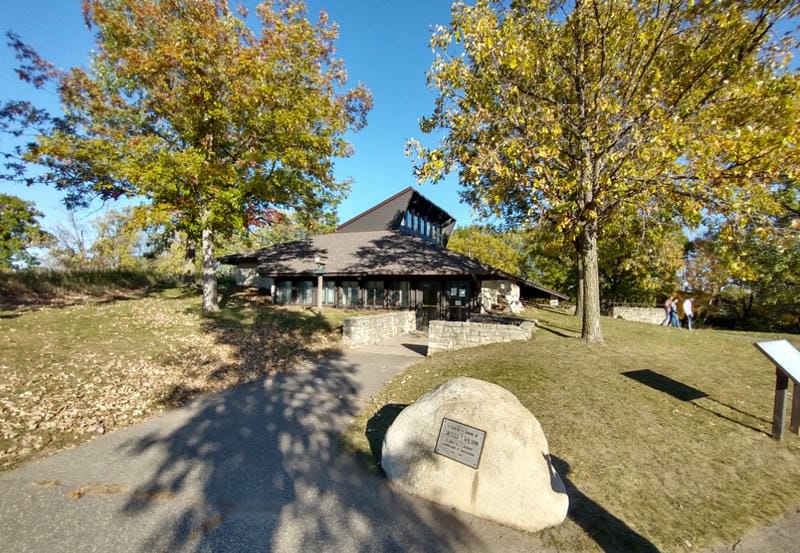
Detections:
3,0,372,310
44,207,145,271
88,207,146,269
597,202,685,305
685,180,800,332
521,220,576,296
218,209,336,257
0,194,53,268
411,0,800,343
447,225,529,277
522,209,685,306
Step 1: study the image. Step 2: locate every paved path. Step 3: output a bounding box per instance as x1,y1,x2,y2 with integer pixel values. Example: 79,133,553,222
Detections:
2,333,796,552
708,506,800,553
0,334,551,553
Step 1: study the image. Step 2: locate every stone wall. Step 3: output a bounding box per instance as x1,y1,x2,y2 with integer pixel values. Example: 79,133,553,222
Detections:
233,266,274,290
428,318,536,355
611,306,665,325
480,280,522,314
342,310,417,348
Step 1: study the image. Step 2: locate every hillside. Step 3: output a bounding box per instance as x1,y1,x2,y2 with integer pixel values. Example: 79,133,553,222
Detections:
343,307,800,553
0,284,352,471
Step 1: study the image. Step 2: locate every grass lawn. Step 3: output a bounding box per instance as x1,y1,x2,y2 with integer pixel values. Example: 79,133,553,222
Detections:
0,284,357,471
4,280,800,552
342,307,800,553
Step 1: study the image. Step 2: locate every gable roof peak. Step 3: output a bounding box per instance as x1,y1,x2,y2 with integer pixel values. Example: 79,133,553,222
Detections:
335,186,456,234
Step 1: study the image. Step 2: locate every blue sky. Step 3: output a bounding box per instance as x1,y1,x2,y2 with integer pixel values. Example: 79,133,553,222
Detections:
0,0,473,233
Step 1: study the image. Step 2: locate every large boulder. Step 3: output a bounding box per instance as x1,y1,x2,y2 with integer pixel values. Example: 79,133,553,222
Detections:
381,377,568,533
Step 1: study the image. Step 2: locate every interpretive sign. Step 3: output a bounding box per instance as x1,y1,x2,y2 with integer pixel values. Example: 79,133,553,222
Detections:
756,340,800,384
435,418,487,469
755,340,800,440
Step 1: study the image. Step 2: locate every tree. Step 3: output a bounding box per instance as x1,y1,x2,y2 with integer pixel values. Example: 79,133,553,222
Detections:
45,210,92,270
522,221,577,299
685,179,800,330
410,0,799,343
447,225,529,277
219,208,336,259
89,207,147,269
0,194,53,268
520,204,685,308
3,0,371,310
596,201,685,306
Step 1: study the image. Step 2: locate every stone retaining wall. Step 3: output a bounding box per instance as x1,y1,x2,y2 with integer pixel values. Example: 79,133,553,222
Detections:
428,319,536,355
232,267,273,290
342,311,417,348
611,306,665,325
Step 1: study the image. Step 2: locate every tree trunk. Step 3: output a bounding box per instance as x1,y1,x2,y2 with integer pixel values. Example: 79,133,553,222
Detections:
183,234,196,283
576,131,603,343
201,227,219,312
574,246,584,317
579,220,604,344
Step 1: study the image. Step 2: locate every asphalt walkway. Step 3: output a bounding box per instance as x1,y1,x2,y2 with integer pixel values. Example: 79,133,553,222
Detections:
1,333,796,552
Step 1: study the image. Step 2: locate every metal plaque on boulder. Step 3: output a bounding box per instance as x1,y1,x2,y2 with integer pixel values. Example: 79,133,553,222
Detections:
435,418,486,469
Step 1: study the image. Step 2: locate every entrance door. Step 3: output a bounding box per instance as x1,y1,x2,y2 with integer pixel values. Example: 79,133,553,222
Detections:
417,280,441,329
445,281,470,321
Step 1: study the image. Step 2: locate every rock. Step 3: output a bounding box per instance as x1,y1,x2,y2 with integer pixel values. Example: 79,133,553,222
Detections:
381,377,568,533
506,295,524,314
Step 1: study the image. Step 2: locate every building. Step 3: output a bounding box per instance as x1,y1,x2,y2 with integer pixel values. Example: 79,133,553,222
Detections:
219,188,568,324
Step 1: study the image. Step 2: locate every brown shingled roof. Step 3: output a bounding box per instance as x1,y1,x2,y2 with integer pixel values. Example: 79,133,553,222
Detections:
219,229,569,300
239,230,495,277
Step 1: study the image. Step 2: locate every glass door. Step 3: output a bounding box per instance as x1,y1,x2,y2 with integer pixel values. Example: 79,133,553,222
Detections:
417,280,441,329
445,281,470,321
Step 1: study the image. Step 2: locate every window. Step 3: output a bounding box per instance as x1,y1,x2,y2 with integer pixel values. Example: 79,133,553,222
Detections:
366,280,385,308
389,281,410,308
322,281,336,305
402,208,445,245
418,280,440,328
297,280,313,305
342,281,361,307
276,281,292,304
421,280,439,307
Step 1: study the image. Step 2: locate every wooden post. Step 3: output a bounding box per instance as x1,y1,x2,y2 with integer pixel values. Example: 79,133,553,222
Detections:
313,256,327,313
316,273,323,311
772,368,789,440
756,340,800,441
792,382,800,435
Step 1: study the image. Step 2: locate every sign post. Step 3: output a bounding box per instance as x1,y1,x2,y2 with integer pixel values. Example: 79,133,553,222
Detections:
755,340,800,440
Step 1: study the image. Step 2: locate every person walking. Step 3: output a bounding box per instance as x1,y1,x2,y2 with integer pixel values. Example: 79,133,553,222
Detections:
683,296,694,330
661,296,674,326
670,297,680,327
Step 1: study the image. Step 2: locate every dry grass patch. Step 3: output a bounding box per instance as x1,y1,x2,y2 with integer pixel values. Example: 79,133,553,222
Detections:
0,285,355,471
343,307,800,552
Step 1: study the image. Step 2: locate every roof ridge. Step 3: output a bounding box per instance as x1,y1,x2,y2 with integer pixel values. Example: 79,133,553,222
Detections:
335,187,414,232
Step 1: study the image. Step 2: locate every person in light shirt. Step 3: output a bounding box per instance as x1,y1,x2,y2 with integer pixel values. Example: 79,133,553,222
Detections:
682,296,694,330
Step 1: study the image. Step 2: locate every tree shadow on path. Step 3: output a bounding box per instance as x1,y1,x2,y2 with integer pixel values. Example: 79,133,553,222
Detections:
117,352,481,552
